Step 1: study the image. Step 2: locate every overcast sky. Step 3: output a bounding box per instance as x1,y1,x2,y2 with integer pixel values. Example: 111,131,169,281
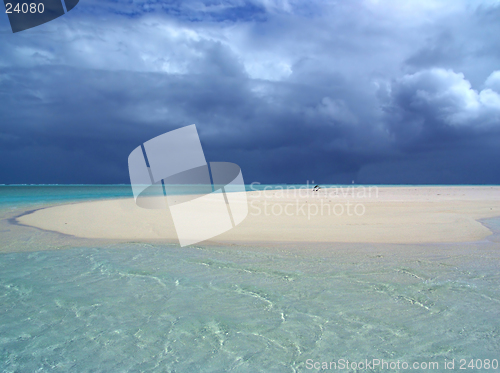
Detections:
1,0,500,184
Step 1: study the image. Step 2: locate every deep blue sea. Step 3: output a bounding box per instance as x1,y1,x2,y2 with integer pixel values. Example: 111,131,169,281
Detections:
1,186,500,372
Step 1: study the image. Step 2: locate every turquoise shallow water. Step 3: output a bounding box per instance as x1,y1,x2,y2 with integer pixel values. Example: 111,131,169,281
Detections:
0,185,134,208
1,243,500,372
1,187,500,372
0,184,310,209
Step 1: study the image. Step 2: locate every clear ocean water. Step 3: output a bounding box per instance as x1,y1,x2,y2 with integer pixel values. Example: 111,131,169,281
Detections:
1,186,499,372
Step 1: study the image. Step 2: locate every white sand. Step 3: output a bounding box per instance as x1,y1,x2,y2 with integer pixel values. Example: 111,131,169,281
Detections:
17,186,500,245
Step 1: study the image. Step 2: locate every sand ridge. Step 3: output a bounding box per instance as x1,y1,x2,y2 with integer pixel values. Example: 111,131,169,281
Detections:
17,186,500,244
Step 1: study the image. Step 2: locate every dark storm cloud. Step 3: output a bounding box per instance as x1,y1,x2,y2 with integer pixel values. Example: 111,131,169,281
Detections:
1,0,500,184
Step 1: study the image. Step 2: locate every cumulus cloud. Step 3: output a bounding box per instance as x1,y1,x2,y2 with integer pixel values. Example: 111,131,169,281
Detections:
386,69,500,136
485,71,500,91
